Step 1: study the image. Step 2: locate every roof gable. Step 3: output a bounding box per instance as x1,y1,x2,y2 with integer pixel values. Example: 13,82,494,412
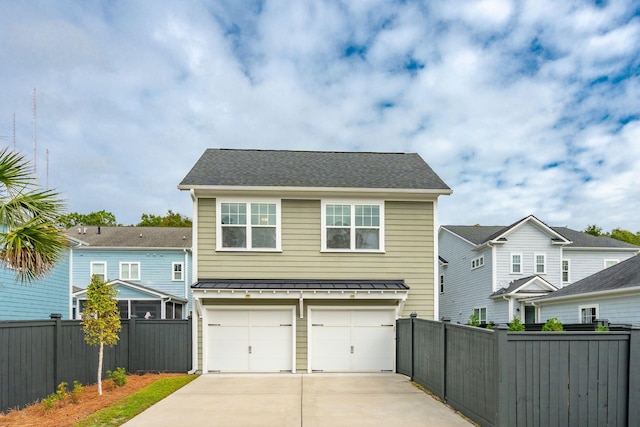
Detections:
74,279,187,302
491,275,558,298
178,149,451,191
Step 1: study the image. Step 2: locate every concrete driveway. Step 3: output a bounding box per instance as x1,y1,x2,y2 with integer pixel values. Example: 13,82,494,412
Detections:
122,373,474,427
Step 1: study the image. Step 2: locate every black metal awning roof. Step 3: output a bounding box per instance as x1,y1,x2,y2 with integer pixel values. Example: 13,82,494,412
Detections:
192,279,408,291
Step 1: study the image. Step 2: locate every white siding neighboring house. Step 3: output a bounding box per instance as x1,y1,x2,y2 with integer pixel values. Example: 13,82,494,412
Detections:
534,254,640,324
439,215,639,325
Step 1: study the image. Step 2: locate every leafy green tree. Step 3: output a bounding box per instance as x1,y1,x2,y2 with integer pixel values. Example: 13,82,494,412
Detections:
609,228,640,246
137,210,192,227
81,275,121,395
541,317,564,332
584,224,603,236
0,148,67,282
508,317,525,332
59,210,118,227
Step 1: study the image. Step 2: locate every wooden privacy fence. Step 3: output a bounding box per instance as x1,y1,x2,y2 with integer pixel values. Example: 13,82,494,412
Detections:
396,318,640,427
0,316,192,412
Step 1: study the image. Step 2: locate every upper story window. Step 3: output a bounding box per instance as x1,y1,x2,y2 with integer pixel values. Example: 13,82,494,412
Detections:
471,256,484,269
322,201,384,251
120,262,140,280
535,254,546,274
473,307,487,323
562,259,570,283
91,262,107,281
216,199,280,251
604,259,619,269
172,262,184,281
511,253,522,274
440,275,445,293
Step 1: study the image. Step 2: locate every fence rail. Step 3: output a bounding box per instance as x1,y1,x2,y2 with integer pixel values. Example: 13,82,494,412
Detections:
0,316,192,412
397,318,640,427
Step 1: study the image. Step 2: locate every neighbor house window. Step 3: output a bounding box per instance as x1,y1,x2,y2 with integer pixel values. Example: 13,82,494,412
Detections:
120,262,140,280
580,305,598,324
217,200,280,250
471,256,484,269
473,307,487,323
511,254,522,274
90,262,107,281
322,201,384,251
172,262,183,281
562,259,570,283
440,275,445,293
535,254,546,274
604,259,619,268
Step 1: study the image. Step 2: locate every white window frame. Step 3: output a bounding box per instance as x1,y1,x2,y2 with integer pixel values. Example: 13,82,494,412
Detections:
172,262,184,281
216,198,281,251
119,262,141,280
471,255,485,269
321,200,385,252
579,304,599,324
90,261,107,281
473,307,487,323
534,253,546,274
562,259,570,284
604,259,619,269
510,253,523,274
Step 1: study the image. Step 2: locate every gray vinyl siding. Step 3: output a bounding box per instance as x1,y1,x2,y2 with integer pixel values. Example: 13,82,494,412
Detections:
197,198,435,319
494,222,563,288
438,230,494,324
561,249,637,286
538,292,640,324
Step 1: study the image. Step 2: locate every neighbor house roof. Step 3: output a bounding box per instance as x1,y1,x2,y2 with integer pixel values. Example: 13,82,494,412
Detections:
67,226,192,248
535,255,640,302
74,279,188,303
178,149,451,192
192,278,409,291
442,216,639,250
490,275,557,298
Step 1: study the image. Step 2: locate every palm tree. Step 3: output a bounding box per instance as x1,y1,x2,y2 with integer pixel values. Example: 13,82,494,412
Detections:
0,148,66,282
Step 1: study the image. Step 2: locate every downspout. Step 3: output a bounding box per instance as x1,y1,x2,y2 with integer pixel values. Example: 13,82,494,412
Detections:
433,198,440,320
183,248,190,318
68,247,74,319
502,295,512,321
188,295,201,375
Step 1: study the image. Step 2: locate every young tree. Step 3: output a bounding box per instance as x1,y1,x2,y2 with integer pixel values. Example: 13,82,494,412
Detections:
59,210,118,227
137,210,192,227
81,275,121,395
0,148,67,282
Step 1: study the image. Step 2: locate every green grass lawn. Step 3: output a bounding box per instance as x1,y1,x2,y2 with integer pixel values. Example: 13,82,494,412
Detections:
74,375,199,427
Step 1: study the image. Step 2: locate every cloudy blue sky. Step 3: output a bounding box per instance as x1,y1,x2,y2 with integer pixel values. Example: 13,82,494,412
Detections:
1,0,639,232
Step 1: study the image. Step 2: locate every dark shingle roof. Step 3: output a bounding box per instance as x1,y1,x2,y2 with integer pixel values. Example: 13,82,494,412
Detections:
537,255,640,300
192,278,408,290
178,149,450,191
67,226,192,248
443,223,638,249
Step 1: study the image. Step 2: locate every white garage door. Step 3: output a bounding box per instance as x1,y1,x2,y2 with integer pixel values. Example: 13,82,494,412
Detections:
310,309,395,372
207,309,293,372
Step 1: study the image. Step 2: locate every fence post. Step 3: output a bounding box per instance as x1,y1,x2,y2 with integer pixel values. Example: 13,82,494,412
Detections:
629,325,640,426
409,312,417,380
50,313,62,388
128,317,137,373
441,317,450,402
494,324,510,427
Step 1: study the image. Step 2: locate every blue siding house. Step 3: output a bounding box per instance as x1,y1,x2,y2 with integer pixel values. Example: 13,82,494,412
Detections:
0,250,71,320
67,226,193,319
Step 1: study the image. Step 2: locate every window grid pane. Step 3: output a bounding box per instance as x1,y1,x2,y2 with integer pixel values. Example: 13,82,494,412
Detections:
355,205,379,227
221,203,246,225
251,203,276,226
326,205,351,226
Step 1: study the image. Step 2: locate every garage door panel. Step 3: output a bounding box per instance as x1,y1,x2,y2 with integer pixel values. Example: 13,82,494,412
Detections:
251,326,292,371
352,326,394,371
208,326,249,371
311,326,351,371
251,310,292,325
209,310,249,326
352,310,395,326
312,310,351,326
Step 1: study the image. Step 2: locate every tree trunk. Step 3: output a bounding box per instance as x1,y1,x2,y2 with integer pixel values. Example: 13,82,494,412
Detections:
97,341,104,395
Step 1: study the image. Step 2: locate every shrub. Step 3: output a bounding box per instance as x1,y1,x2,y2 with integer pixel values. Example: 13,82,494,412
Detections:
467,313,480,327
70,380,85,404
595,325,610,332
107,367,127,387
41,382,69,411
508,317,525,332
541,317,564,331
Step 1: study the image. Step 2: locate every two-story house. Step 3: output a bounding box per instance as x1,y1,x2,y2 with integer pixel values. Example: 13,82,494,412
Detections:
68,226,192,320
439,215,639,325
178,148,451,374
